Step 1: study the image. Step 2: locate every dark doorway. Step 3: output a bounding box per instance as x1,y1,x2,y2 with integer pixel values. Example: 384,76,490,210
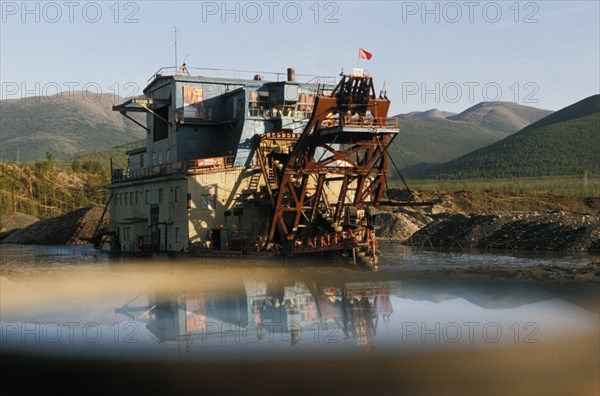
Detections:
150,204,160,250
211,228,221,250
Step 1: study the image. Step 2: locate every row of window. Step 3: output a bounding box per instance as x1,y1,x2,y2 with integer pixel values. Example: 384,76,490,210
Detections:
132,150,172,171
114,187,181,206
151,149,171,166
114,187,218,212
115,191,140,206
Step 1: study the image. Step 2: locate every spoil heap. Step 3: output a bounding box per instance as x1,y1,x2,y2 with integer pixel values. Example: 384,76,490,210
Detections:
2,207,107,245
406,212,600,252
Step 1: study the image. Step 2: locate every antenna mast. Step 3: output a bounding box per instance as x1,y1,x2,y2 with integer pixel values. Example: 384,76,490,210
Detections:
174,26,178,68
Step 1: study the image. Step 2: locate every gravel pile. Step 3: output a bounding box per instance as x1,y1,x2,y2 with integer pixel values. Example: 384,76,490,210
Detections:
1,207,108,245
406,212,600,252
376,210,433,242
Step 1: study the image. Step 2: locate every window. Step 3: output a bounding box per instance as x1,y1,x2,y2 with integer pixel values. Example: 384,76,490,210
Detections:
123,227,131,241
115,193,119,206
248,90,259,116
174,186,180,202
158,151,163,165
199,194,215,210
152,152,157,166
145,190,151,204
140,153,144,168
175,227,181,243
124,192,128,206
158,188,164,204
130,192,134,206
166,149,170,164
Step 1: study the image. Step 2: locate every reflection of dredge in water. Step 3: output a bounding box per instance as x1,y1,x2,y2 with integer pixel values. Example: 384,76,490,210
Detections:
116,279,401,351
307,281,396,349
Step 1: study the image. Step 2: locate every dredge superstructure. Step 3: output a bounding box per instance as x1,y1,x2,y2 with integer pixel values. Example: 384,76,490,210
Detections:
107,66,399,266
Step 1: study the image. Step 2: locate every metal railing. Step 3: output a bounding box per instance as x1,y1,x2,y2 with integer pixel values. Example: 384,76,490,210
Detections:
149,66,337,85
111,156,236,183
320,116,398,129
341,116,399,128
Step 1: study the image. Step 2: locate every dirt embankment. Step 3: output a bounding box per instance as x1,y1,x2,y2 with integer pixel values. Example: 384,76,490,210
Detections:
378,191,600,253
1,207,107,245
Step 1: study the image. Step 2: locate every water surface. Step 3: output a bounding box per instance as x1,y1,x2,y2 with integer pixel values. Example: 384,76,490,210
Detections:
1,243,598,395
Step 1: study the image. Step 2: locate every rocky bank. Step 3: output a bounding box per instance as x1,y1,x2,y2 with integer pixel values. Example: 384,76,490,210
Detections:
406,212,600,252
377,191,600,253
2,191,600,253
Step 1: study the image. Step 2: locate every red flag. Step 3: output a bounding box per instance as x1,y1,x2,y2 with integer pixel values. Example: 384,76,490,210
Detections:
358,48,373,60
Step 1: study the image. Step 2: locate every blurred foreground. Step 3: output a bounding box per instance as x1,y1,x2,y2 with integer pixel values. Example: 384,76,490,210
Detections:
1,260,598,395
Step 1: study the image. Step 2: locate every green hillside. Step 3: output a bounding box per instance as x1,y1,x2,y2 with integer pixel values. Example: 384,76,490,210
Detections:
391,102,553,172
391,115,500,165
0,157,109,219
419,95,600,179
0,139,145,219
0,92,145,162
70,139,145,170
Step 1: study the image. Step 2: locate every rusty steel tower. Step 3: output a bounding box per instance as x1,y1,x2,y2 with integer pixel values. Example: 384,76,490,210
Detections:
254,73,399,265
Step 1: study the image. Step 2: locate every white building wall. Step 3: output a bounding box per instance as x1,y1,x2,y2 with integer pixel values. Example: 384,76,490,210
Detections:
110,177,188,252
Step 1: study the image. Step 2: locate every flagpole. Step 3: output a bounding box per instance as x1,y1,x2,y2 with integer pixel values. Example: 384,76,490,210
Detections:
357,48,360,70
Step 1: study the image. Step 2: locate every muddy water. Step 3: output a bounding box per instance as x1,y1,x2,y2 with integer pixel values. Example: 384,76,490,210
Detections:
1,243,598,395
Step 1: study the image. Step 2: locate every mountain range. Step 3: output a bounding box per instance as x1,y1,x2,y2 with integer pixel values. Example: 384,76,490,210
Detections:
407,109,456,120
1,89,554,165
447,101,554,136
0,92,145,162
1,91,575,179
390,101,553,166
412,94,600,179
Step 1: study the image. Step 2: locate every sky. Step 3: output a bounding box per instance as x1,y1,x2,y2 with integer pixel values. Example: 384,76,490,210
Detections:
1,0,599,114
